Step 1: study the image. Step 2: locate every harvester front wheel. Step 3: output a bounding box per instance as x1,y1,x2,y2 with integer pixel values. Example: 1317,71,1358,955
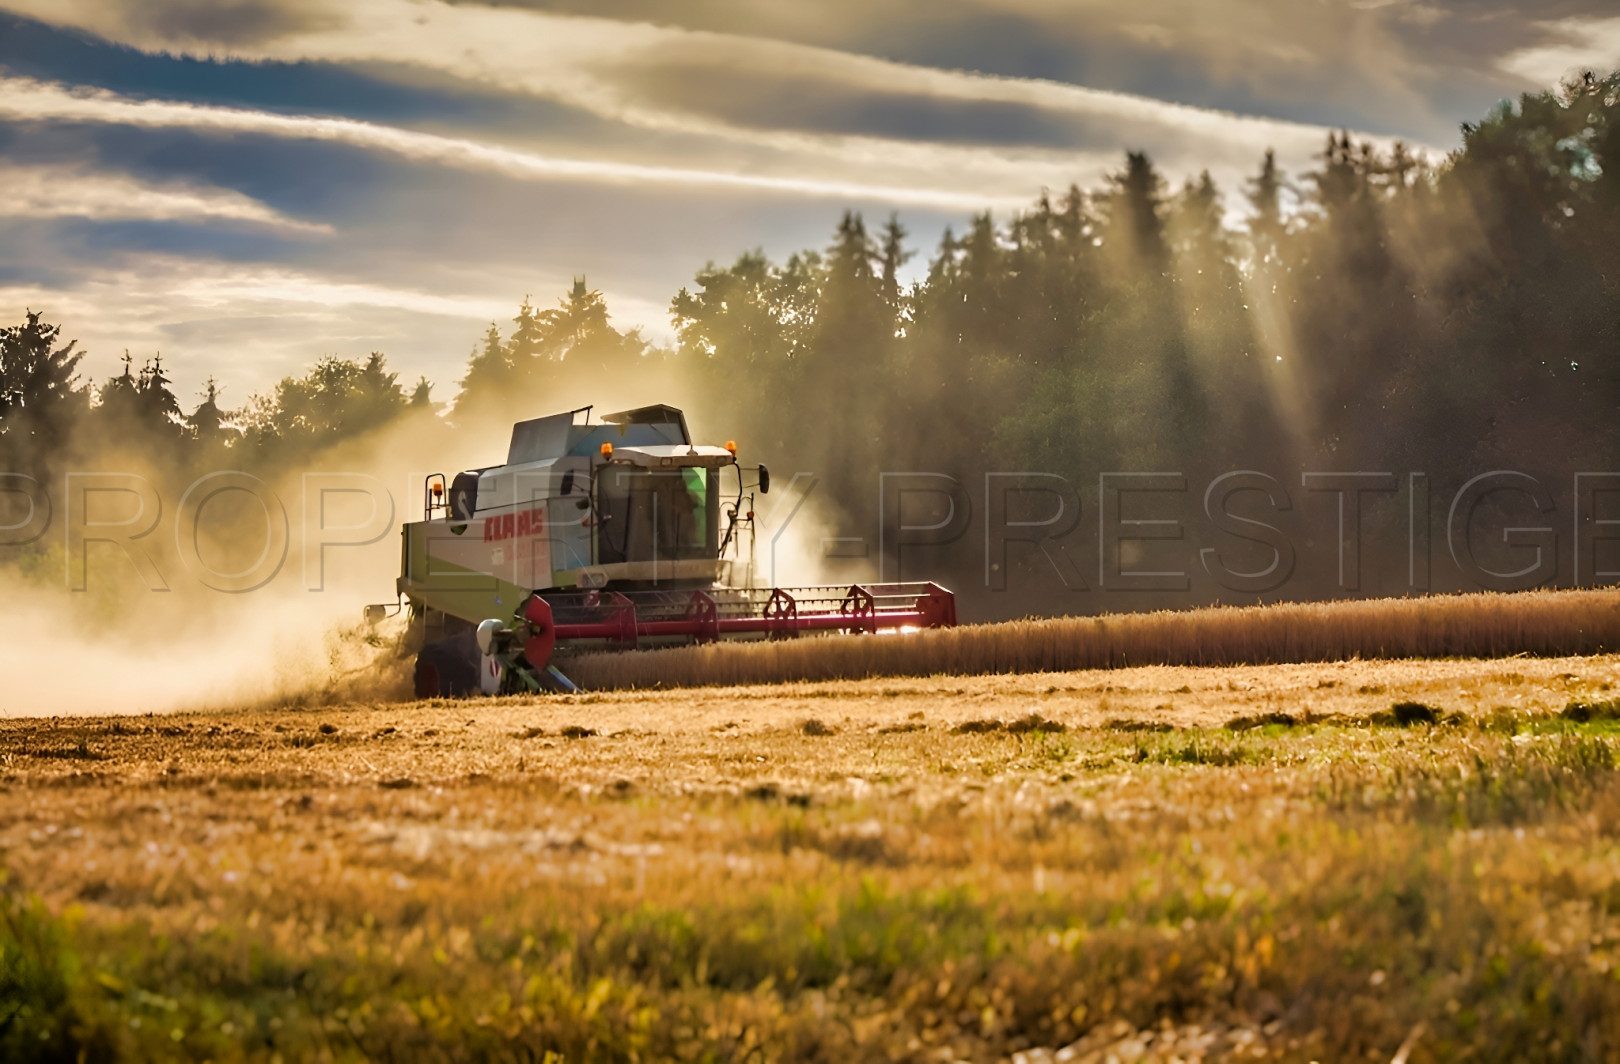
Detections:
414,629,480,698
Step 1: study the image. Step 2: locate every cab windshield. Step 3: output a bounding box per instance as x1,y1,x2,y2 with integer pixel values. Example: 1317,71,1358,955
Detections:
596,466,717,564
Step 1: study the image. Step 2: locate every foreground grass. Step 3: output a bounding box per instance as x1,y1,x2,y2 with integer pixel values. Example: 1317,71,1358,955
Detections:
4,657,1620,1061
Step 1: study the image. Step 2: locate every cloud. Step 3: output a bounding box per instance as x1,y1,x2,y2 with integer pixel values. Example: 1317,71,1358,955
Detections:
0,0,339,50
11,0,1619,164
0,10,556,132
1499,16,1620,86
276,0,1437,169
0,75,1033,210
0,256,515,394
1,0,1440,188
199,0,1519,140
444,0,1620,145
165,268,510,319
0,162,331,230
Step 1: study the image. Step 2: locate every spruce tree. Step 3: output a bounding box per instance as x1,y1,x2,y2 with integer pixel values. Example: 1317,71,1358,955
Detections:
0,311,87,471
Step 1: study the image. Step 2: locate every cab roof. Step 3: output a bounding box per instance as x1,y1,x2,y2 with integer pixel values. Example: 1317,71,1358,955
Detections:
506,404,692,466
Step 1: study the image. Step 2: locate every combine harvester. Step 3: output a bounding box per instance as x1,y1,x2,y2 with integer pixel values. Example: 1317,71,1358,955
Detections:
374,405,957,696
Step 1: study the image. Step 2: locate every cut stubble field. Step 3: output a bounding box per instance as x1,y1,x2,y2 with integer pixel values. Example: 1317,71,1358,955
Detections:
5,654,1620,1062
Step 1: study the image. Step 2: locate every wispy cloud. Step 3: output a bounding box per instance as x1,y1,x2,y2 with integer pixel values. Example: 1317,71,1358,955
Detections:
0,76,1033,210
0,0,1467,143
0,256,518,390
0,162,330,230
163,268,512,320
1,0,1438,190
1500,16,1620,86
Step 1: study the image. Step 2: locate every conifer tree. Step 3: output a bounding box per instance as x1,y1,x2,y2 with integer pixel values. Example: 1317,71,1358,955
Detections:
452,323,510,422
878,213,912,314
0,311,87,471
1244,149,1287,263
185,378,232,445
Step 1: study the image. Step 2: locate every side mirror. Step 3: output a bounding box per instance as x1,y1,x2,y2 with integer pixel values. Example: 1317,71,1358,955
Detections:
757,464,771,494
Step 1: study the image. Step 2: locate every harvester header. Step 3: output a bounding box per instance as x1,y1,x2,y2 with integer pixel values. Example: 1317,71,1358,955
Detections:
374,404,957,696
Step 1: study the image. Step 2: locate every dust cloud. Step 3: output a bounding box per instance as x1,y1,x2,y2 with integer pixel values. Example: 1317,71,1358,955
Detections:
0,586,409,717
0,368,834,717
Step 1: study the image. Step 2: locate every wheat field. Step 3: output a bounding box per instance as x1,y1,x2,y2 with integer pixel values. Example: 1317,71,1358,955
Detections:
4,653,1620,1062
565,587,1620,690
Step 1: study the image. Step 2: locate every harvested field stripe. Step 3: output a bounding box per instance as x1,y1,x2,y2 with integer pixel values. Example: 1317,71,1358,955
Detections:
564,588,1620,690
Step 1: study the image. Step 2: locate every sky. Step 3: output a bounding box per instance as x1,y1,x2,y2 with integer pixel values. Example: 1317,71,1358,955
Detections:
1,0,1618,409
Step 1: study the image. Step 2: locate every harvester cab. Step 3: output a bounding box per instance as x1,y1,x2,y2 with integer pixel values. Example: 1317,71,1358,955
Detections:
384,404,956,697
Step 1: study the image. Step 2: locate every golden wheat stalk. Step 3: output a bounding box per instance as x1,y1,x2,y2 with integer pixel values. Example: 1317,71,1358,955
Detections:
564,588,1620,690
